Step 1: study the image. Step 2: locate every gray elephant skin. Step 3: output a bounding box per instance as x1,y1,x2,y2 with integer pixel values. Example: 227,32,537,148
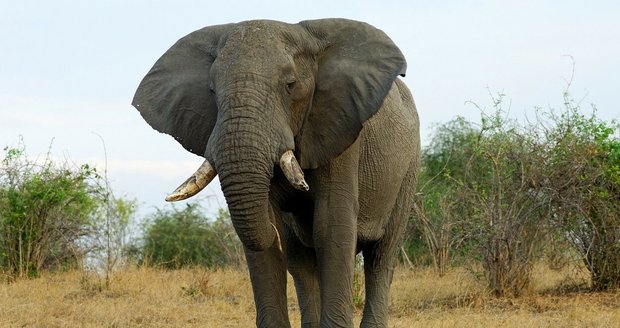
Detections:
132,19,419,328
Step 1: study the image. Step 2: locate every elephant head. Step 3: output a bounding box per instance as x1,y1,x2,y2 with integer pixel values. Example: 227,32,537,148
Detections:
132,19,406,251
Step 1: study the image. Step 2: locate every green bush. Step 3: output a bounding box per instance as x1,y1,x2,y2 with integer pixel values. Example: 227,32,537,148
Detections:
141,204,242,269
0,144,101,277
542,95,620,290
464,104,548,297
414,90,620,294
410,117,480,275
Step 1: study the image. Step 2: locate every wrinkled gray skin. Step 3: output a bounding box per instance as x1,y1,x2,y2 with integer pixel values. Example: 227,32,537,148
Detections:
133,19,419,328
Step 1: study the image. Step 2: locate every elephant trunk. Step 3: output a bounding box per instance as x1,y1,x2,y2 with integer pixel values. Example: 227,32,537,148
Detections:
213,114,276,252
219,165,275,252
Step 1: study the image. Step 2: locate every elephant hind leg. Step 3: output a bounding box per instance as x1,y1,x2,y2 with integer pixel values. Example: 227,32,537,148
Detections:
360,162,417,328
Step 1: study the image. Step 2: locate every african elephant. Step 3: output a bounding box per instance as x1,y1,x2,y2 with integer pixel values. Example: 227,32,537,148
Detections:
132,19,419,328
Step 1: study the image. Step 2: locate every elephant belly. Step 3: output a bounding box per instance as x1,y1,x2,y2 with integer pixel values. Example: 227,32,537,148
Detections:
356,81,417,244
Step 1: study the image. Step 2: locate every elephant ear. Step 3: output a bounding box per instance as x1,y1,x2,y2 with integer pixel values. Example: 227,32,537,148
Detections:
132,24,233,157
296,19,407,169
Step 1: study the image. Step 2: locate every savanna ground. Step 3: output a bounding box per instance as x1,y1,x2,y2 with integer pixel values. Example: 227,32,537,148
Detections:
1,264,618,327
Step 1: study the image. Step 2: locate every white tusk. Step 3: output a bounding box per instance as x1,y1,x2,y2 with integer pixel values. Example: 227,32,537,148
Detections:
165,159,217,202
279,150,309,192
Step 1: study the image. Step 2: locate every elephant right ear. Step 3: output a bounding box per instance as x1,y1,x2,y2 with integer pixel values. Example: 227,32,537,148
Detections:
132,24,233,157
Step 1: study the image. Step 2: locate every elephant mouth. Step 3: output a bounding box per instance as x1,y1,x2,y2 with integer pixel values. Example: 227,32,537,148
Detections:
164,150,308,202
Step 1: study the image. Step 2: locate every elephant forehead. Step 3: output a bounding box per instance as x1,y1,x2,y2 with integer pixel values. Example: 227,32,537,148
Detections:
212,24,294,75
224,21,288,53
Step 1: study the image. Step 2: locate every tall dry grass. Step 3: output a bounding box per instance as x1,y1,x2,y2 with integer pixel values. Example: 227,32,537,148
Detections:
0,264,618,327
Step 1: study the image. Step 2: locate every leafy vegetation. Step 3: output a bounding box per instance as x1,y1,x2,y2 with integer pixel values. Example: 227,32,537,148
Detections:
411,117,479,275
410,91,620,295
0,144,101,278
140,204,243,269
0,142,138,280
541,93,620,290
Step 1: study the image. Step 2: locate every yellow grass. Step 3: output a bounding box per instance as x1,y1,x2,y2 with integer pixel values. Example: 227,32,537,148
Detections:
1,264,618,327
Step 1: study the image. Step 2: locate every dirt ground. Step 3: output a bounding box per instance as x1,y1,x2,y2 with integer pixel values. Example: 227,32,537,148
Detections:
1,265,618,327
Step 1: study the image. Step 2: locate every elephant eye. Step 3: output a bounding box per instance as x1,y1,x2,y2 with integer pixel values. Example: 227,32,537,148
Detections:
209,83,215,94
286,81,296,94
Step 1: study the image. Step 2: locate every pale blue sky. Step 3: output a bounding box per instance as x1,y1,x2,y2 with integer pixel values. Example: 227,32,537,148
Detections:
1,1,619,217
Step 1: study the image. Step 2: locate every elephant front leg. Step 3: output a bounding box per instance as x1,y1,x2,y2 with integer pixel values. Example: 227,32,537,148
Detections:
314,190,357,328
244,218,291,328
311,145,361,328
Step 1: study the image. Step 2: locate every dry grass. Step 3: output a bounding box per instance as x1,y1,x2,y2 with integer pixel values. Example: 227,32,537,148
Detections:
0,264,618,327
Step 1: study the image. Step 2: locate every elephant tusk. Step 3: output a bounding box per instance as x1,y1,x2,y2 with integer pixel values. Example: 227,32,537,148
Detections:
165,159,217,202
279,150,309,192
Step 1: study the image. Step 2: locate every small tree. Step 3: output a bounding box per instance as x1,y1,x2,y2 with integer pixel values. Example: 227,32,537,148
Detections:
87,138,138,286
416,88,619,294
416,95,550,296
0,144,102,278
462,105,548,297
542,94,620,290
413,117,478,275
85,195,137,286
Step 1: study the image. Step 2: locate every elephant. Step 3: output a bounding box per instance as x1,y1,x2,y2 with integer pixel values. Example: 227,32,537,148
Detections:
132,18,419,328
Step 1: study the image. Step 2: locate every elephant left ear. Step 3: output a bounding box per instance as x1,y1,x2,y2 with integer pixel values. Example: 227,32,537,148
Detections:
132,24,233,157
296,19,407,169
